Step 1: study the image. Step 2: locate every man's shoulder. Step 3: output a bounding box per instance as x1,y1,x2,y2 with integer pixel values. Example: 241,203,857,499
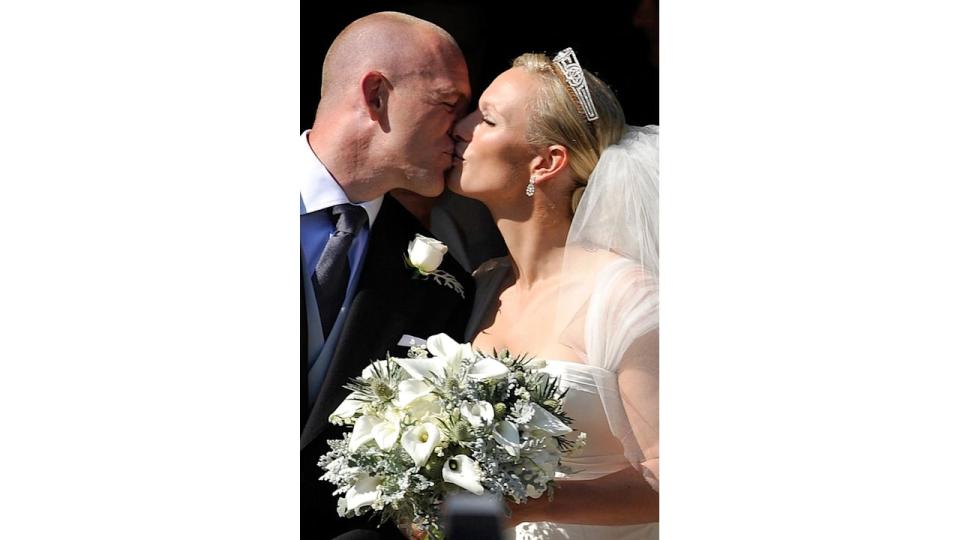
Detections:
372,194,418,230
363,194,473,297
365,195,423,255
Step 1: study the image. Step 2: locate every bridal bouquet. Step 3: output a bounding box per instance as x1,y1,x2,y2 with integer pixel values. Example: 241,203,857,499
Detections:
319,333,584,538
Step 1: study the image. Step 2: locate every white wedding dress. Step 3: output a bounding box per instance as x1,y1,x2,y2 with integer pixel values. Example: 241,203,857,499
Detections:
506,359,659,540
472,257,660,540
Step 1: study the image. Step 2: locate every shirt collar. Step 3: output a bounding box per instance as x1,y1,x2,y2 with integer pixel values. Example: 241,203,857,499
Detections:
299,130,382,226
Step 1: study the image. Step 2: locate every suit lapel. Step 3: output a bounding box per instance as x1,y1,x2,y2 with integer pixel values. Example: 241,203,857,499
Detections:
301,196,471,449
464,258,511,341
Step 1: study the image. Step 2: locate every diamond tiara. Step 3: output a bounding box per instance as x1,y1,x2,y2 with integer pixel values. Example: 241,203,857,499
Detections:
552,47,599,122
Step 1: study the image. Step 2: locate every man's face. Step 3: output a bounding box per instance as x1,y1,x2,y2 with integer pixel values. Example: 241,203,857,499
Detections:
386,56,471,197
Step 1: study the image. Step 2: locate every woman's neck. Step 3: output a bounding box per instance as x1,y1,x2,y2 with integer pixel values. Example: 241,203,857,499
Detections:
493,208,571,289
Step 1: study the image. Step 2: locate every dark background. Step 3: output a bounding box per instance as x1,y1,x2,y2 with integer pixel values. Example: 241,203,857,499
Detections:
301,0,658,132
301,0,659,271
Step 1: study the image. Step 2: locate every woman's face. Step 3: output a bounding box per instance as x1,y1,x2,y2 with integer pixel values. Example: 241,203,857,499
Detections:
446,68,539,205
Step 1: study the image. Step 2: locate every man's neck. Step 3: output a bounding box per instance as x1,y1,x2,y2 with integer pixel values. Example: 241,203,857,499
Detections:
308,122,391,203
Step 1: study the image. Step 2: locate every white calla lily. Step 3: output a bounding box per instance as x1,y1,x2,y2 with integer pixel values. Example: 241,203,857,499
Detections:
395,334,482,381
526,403,572,435
442,454,484,495
460,401,494,427
329,392,364,423
345,473,382,511
426,333,471,359
401,422,443,467
466,358,510,381
427,333,474,372
393,357,446,381
492,420,522,456
395,379,433,407
371,417,401,450
349,414,384,451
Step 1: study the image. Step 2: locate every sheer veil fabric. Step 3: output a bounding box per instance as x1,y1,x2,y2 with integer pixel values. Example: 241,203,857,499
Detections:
554,125,660,490
567,126,659,277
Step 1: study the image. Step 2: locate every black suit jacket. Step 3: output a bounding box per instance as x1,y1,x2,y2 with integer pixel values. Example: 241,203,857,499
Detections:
301,194,474,540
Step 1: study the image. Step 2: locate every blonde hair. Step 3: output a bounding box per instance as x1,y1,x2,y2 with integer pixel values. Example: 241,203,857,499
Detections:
512,53,626,214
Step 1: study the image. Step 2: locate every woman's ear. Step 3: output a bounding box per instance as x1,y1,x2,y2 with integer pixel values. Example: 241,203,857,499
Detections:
529,144,569,184
360,71,388,121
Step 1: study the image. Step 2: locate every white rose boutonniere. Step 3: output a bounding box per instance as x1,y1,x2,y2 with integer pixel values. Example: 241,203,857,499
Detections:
407,234,447,274
403,234,465,299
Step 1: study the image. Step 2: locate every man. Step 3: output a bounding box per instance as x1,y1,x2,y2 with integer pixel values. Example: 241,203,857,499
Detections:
300,12,474,539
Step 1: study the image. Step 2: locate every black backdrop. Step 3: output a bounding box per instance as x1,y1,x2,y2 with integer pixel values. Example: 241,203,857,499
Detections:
301,0,658,132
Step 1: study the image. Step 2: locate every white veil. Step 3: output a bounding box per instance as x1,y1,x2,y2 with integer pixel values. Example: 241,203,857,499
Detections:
568,125,659,278
556,125,660,490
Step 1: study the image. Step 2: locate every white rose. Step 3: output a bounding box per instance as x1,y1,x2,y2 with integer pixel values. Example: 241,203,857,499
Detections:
407,234,448,273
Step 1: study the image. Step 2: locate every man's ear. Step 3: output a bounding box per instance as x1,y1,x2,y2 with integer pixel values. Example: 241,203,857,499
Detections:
529,144,569,184
360,71,388,121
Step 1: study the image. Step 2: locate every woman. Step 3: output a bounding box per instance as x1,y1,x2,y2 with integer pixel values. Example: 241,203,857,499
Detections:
447,49,659,539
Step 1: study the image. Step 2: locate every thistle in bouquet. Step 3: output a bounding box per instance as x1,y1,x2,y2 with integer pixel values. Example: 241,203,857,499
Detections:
318,333,587,538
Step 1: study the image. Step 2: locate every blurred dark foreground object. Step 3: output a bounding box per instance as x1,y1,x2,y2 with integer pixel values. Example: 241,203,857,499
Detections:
442,494,504,540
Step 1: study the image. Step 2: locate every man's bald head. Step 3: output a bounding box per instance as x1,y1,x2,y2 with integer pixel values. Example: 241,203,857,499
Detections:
309,12,470,201
320,12,464,103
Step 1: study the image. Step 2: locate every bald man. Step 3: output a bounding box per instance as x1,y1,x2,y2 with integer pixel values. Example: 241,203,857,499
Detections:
300,12,474,539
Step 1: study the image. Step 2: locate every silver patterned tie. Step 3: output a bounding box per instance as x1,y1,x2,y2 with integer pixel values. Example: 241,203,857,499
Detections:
312,204,367,339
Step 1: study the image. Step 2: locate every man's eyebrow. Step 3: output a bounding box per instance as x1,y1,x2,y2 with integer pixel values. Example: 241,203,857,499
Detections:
435,88,467,102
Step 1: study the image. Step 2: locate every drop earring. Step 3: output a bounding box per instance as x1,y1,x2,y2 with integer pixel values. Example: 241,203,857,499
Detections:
526,175,536,197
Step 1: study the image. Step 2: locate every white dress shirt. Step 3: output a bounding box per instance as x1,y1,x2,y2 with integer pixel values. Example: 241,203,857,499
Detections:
300,130,383,391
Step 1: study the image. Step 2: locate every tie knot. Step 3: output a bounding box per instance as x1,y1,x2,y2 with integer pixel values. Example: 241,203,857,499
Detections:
330,204,367,235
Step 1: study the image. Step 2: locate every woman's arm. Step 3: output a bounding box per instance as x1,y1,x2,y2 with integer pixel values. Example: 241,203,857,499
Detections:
618,328,659,490
505,466,659,527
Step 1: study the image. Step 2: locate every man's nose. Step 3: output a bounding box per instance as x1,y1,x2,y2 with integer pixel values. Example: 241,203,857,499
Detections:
452,110,479,142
